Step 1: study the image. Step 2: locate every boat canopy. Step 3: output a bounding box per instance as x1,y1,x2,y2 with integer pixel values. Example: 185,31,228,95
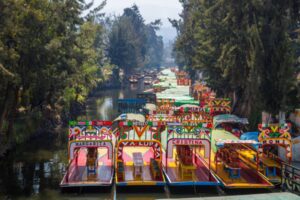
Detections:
240,132,259,142
144,103,156,111
213,114,249,128
174,100,199,107
113,113,145,122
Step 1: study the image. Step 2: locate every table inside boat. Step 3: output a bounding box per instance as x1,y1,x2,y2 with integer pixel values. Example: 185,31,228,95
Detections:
133,152,143,178
218,157,241,179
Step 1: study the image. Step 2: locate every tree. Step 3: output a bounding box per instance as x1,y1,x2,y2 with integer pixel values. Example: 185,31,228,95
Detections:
0,0,108,140
172,0,300,124
108,5,163,75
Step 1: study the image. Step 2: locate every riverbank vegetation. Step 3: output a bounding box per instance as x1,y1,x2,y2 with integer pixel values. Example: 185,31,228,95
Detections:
0,0,108,145
172,0,300,125
0,1,163,150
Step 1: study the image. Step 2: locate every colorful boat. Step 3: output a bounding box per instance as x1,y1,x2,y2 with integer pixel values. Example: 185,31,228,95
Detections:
137,92,157,104
144,76,153,85
174,105,212,122
210,130,273,189
115,121,166,186
162,122,220,186
190,83,215,102
204,98,231,116
129,75,138,83
213,114,249,138
156,98,175,112
256,122,292,183
60,120,115,188
117,98,147,114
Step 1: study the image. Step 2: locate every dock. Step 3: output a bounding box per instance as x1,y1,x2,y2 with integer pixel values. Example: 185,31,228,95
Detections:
158,192,300,200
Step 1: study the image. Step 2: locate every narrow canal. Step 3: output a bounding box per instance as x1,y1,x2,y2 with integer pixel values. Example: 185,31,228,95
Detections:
0,81,277,200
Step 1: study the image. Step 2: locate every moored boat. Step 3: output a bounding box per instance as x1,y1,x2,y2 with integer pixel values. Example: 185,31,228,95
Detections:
162,121,220,186
210,130,274,189
60,120,115,188
114,121,166,186
144,76,153,85
129,75,138,83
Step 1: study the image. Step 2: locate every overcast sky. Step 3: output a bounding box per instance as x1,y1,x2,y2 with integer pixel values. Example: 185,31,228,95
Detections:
94,0,182,42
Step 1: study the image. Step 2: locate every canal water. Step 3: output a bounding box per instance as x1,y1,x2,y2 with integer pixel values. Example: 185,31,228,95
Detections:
0,82,276,199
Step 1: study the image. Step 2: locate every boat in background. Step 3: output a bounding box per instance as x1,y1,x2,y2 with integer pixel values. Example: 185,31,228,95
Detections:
144,76,153,85
117,98,147,114
213,114,249,138
129,75,138,84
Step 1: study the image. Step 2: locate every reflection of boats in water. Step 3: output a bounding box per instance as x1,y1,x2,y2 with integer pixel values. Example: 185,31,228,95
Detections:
129,75,138,84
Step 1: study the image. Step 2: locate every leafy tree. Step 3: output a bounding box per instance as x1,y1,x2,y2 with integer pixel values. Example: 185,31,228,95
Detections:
0,0,108,140
172,0,300,123
108,5,163,75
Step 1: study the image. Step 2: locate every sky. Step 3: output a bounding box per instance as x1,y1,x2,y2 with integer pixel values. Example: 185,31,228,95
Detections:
94,0,182,42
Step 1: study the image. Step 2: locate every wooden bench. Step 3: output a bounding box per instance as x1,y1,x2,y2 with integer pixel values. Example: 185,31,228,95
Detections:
117,161,125,181
150,158,161,180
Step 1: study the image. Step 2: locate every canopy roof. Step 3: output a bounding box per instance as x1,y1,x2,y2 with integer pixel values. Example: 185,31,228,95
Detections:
178,104,200,108
211,129,238,153
174,100,199,107
113,113,145,122
144,103,156,111
213,114,249,127
240,132,259,142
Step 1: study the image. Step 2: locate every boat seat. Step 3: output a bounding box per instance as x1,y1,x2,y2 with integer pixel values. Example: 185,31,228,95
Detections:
117,161,125,181
150,158,161,180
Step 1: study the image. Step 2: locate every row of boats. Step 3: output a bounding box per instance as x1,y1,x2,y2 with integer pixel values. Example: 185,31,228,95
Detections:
60,68,294,190
128,70,157,84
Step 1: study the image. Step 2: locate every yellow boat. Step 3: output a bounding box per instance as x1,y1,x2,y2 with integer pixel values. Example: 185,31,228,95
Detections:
210,130,274,189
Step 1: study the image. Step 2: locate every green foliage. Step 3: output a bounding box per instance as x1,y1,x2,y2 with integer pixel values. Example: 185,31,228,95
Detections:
108,5,163,74
0,0,109,138
172,0,300,120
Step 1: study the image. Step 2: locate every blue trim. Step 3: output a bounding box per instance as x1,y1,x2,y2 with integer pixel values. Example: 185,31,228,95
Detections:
116,182,166,186
155,182,166,186
118,98,146,103
116,182,128,186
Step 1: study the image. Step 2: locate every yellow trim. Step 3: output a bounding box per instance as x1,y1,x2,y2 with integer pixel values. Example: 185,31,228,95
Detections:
68,139,112,160
116,139,163,162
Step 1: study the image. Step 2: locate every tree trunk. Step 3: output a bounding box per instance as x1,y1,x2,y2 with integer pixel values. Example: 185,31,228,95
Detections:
6,86,20,138
0,84,14,134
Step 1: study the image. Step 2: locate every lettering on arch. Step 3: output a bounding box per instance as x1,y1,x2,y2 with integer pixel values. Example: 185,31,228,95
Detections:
116,140,162,161
167,138,210,159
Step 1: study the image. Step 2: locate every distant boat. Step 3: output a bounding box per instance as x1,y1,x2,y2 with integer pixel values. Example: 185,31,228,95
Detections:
143,76,152,85
129,75,138,84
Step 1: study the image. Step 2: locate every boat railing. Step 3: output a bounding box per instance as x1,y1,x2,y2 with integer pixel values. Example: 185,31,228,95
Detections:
64,153,78,183
281,162,300,193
